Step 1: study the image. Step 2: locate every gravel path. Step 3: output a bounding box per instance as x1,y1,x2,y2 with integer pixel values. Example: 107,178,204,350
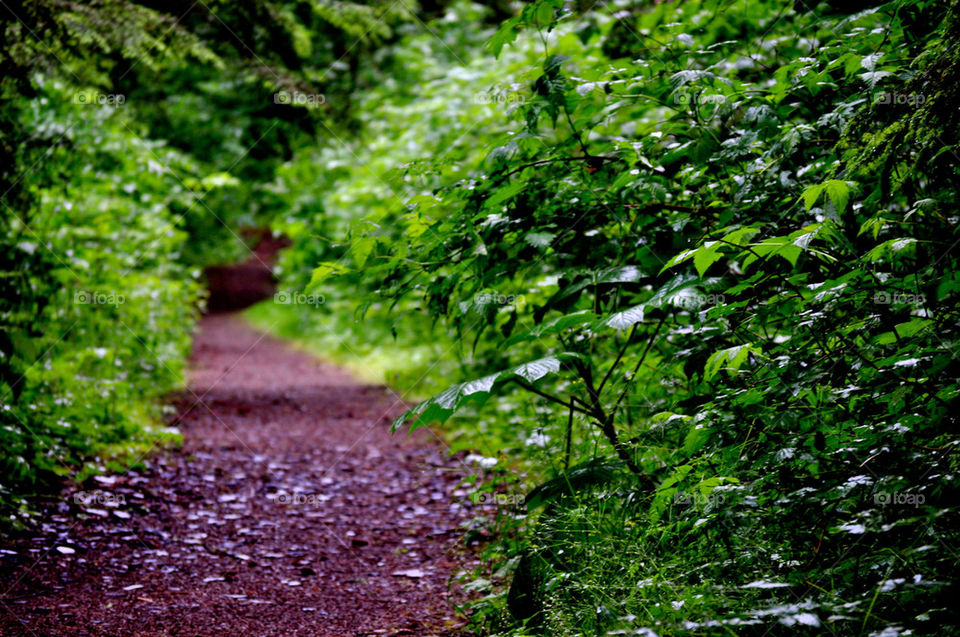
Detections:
0,313,473,636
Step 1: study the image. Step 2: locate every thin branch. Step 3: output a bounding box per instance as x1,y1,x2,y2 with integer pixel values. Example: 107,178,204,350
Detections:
597,322,638,396
611,314,666,417
562,100,590,156
512,379,593,417
499,155,623,179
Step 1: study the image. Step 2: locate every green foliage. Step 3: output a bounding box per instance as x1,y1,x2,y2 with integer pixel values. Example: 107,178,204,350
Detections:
292,0,960,633
0,80,200,521
0,0,421,522
2,0,957,632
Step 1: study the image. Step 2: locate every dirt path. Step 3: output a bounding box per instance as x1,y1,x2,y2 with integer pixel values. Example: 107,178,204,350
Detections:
0,314,474,636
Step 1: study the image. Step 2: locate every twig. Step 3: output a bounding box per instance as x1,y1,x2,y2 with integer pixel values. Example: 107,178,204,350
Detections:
499,155,623,179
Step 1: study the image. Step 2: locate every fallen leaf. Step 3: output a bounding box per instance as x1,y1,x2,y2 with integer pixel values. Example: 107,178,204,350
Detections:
391,569,426,578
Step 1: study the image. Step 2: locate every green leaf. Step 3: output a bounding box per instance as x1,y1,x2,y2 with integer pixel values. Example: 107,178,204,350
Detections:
393,353,582,431
199,171,239,190
742,237,801,270
874,318,933,345
307,262,352,291
600,304,645,331
683,424,712,455
514,356,566,383
504,310,596,347
540,265,649,313
824,180,851,215
524,457,625,510
591,275,706,332
859,216,889,239
864,238,917,262
525,231,556,249
487,17,520,58
596,265,646,284
9,331,38,362
720,226,761,246
646,274,701,308
483,178,527,211
349,236,376,268
693,242,723,277
704,344,759,381
536,1,553,26
661,248,698,273
802,183,825,211
802,180,852,215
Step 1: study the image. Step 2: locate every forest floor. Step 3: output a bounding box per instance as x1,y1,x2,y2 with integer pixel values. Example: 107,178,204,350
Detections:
0,313,476,636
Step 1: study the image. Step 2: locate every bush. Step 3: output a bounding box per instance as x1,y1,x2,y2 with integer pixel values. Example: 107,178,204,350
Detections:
296,0,960,633
0,80,202,523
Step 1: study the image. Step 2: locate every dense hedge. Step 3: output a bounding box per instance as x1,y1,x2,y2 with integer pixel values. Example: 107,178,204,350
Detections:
0,80,204,521
271,0,960,633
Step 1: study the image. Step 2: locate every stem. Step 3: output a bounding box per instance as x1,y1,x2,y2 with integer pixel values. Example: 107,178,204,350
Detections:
576,342,655,488
513,379,592,417
561,100,590,156
598,414,651,488
610,315,666,418
597,322,638,396
499,155,622,179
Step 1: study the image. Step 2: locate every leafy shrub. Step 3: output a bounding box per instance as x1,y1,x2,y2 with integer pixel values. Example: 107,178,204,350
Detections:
298,0,960,633
0,80,203,522
0,0,428,523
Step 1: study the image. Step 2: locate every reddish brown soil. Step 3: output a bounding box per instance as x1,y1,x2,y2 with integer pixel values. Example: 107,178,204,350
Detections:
203,230,291,313
0,314,475,636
